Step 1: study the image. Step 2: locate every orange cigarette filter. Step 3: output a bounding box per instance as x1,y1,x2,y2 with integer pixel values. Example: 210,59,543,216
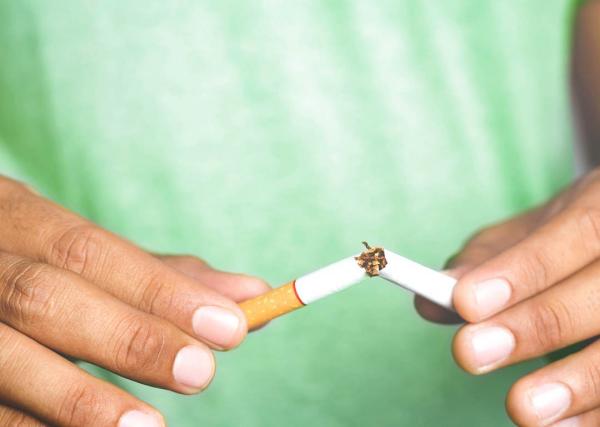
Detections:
239,281,304,330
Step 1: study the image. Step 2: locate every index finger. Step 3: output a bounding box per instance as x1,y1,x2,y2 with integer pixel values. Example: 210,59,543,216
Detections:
0,322,165,427
453,206,600,322
414,208,541,324
0,178,247,349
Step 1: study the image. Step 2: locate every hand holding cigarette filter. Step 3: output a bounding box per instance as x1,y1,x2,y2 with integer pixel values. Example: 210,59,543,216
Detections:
239,242,457,330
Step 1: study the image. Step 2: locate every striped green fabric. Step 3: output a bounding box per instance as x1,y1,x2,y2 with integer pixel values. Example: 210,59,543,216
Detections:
0,1,578,426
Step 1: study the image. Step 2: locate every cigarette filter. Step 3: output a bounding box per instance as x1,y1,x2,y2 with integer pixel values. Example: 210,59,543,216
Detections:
240,256,366,330
239,244,458,330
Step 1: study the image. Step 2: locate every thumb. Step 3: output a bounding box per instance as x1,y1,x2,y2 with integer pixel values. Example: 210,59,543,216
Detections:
156,254,271,303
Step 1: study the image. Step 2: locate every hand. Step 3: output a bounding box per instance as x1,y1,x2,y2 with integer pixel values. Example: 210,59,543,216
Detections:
415,169,600,426
0,177,269,426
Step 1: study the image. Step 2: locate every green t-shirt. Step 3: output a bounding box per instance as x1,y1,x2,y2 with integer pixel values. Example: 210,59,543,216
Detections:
0,1,578,426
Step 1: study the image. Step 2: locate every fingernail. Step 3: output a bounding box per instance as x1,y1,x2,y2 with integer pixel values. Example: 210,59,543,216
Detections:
472,278,512,318
469,326,515,371
193,306,241,347
552,416,581,427
529,383,572,425
119,410,163,427
173,345,215,389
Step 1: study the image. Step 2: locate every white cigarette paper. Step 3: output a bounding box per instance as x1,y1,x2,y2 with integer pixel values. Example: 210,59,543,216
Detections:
295,250,456,309
294,256,367,304
379,250,457,310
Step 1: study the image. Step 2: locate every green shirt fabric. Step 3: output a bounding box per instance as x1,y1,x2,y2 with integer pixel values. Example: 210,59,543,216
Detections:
0,1,578,426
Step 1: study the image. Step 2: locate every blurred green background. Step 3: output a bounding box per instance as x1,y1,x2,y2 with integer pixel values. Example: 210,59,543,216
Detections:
0,1,579,425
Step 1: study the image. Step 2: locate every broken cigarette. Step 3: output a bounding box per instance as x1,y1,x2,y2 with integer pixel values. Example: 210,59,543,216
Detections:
239,243,457,330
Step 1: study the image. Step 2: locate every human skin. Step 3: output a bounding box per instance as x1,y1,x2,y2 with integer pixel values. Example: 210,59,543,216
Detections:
0,177,270,427
573,0,600,166
415,5,600,426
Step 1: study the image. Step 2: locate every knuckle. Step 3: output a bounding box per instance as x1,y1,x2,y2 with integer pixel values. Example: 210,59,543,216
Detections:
505,379,531,426
112,314,167,373
0,409,39,427
48,224,104,276
0,259,59,324
581,348,600,398
57,383,104,426
136,271,178,315
520,248,552,294
0,183,34,223
526,302,572,351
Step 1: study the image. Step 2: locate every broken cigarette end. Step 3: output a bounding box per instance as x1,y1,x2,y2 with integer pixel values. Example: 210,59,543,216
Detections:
355,241,387,277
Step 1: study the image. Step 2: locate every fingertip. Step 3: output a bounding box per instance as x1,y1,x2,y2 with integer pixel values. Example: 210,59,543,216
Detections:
235,275,271,299
452,324,515,375
446,266,488,322
505,378,534,427
172,344,216,394
189,268,271,303
453,273,514,323
505,377,574,427
446,262,510,323
119,409,166,427
191,304,247,350
147,407,167,427
451,326,480,375
452,276,484,323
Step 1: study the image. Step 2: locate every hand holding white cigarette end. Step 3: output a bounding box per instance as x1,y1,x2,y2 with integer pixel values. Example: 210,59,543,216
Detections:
416,169,600,427
240,169,600,427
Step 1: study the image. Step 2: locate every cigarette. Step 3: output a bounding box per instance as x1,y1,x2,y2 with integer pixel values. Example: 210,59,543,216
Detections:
239,243,457,330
